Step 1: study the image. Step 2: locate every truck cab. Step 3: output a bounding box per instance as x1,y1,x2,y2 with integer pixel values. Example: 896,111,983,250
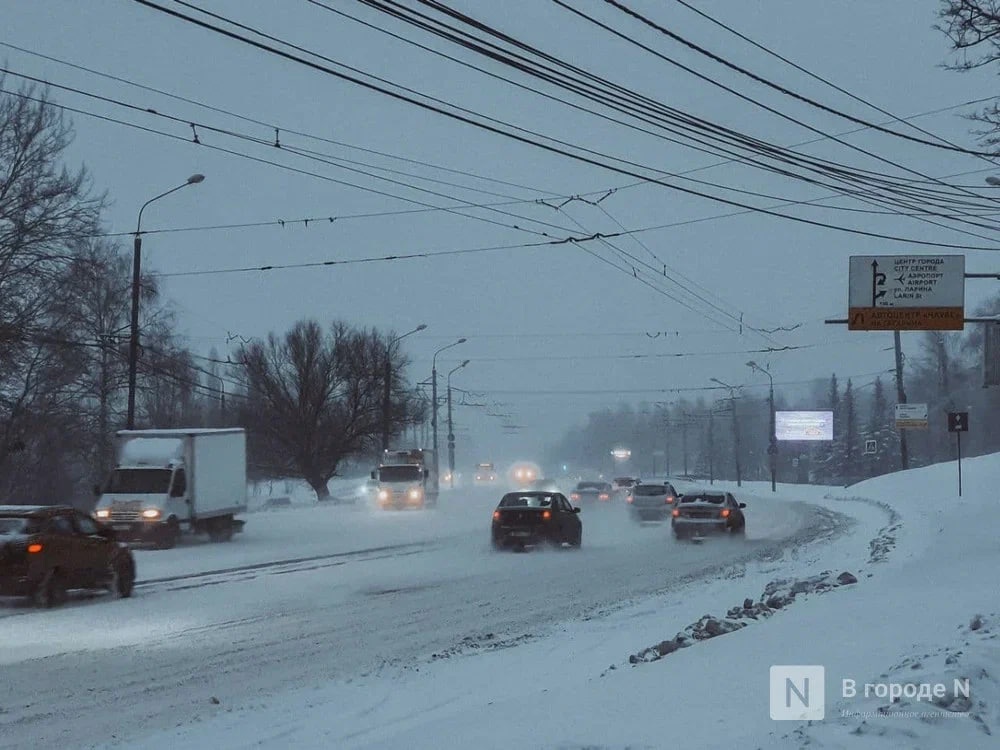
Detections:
373,449,438,509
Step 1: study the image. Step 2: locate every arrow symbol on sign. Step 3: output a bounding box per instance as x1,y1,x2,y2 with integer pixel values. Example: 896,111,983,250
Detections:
871,260,887,306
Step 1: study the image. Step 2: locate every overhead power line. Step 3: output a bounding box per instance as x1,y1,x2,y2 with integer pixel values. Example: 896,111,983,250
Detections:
593,0,996,157
124,1,1000,251
348,0,1000,233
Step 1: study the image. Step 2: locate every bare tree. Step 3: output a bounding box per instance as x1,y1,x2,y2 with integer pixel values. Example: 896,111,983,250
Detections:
0,82,104,488
938,1,1000,144
235,319,418,501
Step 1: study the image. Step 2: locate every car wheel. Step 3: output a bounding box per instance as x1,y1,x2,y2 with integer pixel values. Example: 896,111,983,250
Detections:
157,519,180,550
569,530,582,548
109,557,135,598
732,522,746,536
33,569,68,608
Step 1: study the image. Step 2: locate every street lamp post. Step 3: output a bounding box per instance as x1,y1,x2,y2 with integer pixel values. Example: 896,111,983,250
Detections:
432,338,466,490
711,377,742,487
447,359,470,488
381,324,427,451
127,174,205,430
747,361,777,492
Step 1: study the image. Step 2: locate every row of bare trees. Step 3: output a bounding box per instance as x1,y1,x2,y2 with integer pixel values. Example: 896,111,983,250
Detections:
0,83,426,505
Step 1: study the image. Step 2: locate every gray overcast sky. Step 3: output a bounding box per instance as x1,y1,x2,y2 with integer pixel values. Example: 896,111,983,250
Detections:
5,0,999,465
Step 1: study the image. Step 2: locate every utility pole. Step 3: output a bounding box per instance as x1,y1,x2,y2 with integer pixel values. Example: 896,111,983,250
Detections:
382,324,427,452
711,378,743,487
681,411,689,478
893,330,909,470
431,338,466,486
446,360,469,488
732,398,742,487
708,408,715,484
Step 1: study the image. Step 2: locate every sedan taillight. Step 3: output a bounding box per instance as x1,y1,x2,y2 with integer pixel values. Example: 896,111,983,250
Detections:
665,496,675,504
598,493,610,501
720,509,731,518
493,511,500,520
626,495,633,504
671,508,680,517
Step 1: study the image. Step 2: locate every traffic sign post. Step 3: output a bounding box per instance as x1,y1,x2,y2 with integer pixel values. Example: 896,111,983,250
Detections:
847,255,965,331
947,412,969,497
894,403,928,429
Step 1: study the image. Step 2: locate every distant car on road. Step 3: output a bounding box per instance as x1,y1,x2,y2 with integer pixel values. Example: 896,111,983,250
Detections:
626,481,679,522
474,463,498,484
569,481,613,504
611,477,637,498
671,491,746,538
0,505,136,607
491,492,582,550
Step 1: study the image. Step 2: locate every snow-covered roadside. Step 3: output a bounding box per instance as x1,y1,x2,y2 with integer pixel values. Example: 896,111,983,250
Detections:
124,455,999,749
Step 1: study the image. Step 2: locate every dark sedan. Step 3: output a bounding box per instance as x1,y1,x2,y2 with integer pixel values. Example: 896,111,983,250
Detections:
0,505,136,607
671,491,746,538
491,492,582,550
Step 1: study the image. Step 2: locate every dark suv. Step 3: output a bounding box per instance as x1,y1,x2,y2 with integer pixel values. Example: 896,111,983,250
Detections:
0,505,136,607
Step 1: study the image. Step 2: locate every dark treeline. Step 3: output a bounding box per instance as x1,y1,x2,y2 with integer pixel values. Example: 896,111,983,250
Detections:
548,314,1000,485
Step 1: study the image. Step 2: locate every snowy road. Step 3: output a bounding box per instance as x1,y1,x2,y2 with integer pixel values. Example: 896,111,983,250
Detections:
0,485,845,749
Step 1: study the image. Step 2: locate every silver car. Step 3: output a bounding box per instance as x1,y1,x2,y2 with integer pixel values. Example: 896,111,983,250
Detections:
626,482,678,522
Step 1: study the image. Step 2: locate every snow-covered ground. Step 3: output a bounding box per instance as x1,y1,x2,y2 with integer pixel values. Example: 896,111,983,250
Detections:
124,456,997,749
1,459,996,749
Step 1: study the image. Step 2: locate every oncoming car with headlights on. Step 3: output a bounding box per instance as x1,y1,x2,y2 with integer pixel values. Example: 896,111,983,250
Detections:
491,492,582,551
508,462,541,489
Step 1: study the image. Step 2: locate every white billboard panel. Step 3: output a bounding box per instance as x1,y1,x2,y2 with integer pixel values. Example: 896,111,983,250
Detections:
776,411,834,441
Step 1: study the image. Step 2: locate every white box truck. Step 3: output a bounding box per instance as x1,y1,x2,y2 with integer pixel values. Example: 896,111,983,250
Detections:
94,428,247,549
372,448,438,509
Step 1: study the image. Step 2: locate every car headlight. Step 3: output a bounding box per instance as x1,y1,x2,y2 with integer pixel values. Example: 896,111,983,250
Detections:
378,489,390,500
141,508,162,519
408,488,422,499
95,509,110,519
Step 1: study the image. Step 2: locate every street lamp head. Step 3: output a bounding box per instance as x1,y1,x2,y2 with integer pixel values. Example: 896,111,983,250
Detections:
746,360,758,369
187,174,205,184
461,359,470,367
416,324,428,331
986,176,1000,187
457,337,467,344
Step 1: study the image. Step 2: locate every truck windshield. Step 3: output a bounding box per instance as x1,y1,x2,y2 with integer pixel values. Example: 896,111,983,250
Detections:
378,465,423,482
105,468,173,494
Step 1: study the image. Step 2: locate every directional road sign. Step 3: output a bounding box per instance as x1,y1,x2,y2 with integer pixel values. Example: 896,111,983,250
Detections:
848,255,964,331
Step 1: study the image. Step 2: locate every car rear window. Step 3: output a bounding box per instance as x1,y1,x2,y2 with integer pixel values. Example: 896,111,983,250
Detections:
499,495,554,508
577,483,603,490
633,485,668,496
680,494,725,504
0,517,41,534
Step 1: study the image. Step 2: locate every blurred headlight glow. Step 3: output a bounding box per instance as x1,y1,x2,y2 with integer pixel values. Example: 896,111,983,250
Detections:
141,508,162,519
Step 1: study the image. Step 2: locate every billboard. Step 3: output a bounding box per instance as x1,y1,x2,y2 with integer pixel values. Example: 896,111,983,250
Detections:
776,411,834,441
